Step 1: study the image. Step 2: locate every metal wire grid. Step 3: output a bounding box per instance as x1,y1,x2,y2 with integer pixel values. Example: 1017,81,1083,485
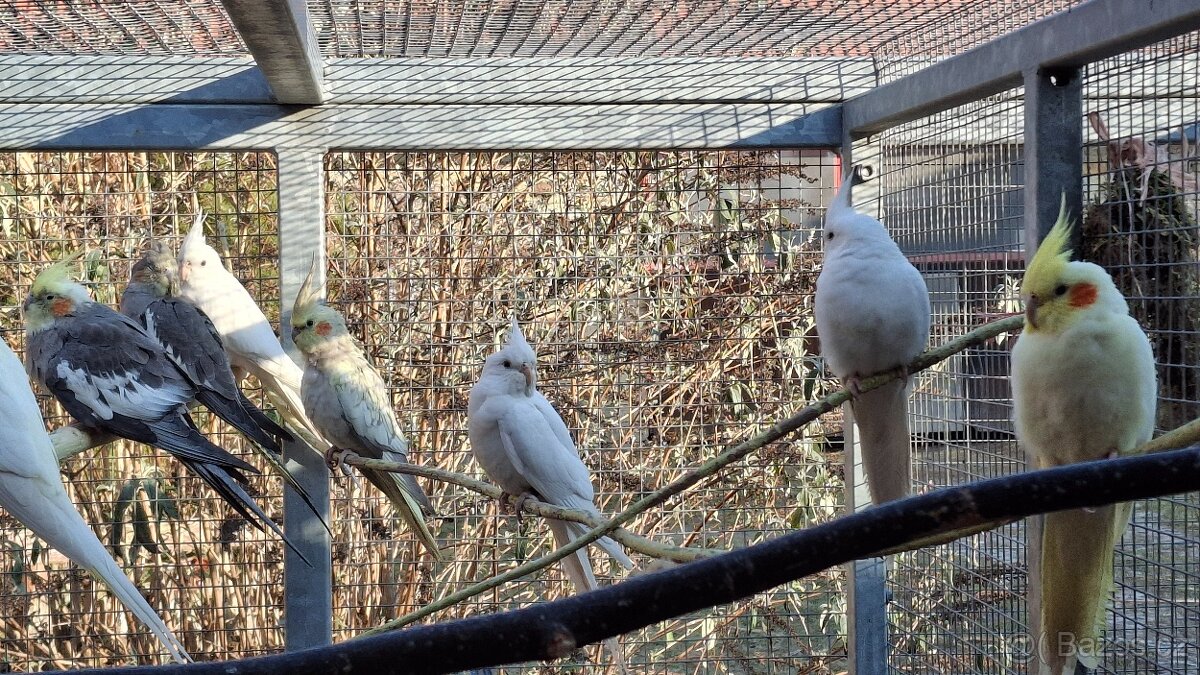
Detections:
873,0,1082,83
862,86,1030,674
321,149,845,672
0,151,286,669
307,0,1048,59
1080,30,1200,674
0,1,245,56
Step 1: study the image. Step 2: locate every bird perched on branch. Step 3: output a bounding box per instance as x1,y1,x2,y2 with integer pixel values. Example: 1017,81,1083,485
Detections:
814,166,931,504
1012,199,1156,675
468,319,634,670
289,258,441,559
121,240,325,526
0,336,190,664
23,251,307,562
177,213,327,452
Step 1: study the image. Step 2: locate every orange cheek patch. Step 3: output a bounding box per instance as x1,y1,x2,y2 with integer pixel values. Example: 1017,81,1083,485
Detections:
51,298,73,316
1069,283,1098,308
315,321,332,337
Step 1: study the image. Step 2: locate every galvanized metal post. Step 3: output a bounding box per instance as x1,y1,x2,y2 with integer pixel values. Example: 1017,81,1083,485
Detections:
839,141,889,675
1021,64,1083,666
276,146,333,650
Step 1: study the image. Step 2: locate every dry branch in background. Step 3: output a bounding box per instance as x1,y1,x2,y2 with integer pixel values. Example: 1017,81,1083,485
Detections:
63,444,1200,675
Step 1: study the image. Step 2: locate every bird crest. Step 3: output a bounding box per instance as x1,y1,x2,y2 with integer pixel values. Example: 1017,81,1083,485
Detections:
180,210,207,254
1024,195,1073,291
505,317,532,350
31,249,86,295
293,253,324,318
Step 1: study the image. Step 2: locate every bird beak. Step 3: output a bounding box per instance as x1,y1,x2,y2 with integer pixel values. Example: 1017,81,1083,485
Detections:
178,264,189,283
290,326,301,341
519,363,534,390
1025,295,1041,330
21,296,32,312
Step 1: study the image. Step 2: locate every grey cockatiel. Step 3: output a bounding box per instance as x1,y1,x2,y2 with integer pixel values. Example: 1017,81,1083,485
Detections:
468,319,634,670
289,260,441,559
121,240,326,527
814,168,931,504
0,336,190,663
176,213,327,452
23,251,307,562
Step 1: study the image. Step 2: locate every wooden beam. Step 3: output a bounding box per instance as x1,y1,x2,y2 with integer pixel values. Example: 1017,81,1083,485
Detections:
219,0,324,105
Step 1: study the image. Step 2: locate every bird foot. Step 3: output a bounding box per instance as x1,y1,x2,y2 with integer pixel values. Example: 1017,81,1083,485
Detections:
500,492,536,522
844,375,863,399
325,447,359,473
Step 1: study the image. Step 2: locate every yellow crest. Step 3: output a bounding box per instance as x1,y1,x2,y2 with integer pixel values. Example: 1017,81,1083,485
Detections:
31,249,87,295
292,253,324,320
1024,195,1073,289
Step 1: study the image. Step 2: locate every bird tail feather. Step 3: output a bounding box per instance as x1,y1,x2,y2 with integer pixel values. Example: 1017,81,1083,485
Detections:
548,519,628,674
362,468,443,560
186,460,311,566
1037,503,1131,674
850,379,912,504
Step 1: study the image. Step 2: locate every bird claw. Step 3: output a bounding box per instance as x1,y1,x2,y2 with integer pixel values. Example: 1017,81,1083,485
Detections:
325,447,358,474
500,492,536,522
845,376,863,399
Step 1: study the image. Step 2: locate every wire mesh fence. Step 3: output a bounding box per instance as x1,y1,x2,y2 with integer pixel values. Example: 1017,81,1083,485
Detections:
0,151,285,669
863,26,1200,675
321,149,847,672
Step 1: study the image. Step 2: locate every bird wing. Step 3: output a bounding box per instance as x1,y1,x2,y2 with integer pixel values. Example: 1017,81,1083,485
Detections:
495,397,595,508
331,357,411,462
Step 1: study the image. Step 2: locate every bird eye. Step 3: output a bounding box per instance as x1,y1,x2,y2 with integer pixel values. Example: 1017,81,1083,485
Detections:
1054,284,1068,296
200,260,207,266
306,319,314,327
826,232,835,240
45,293,55,300
502,359,511,368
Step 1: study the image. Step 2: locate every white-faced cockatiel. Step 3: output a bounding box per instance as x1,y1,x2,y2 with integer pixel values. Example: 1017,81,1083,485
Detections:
1012,199,1156,674
176,213,326,451
121,240,325,525
814,167,931,504
468,319,634,669
0,336,190,663
23,251,307,561
288,260,441,559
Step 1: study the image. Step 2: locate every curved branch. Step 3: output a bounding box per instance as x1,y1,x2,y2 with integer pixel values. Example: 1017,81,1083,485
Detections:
66,444,1200,675
360,314,1026,636
344,456,722,563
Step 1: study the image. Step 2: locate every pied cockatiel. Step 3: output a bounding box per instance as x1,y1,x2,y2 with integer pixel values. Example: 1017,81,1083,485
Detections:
288,259,441,559
23,251,306,561
468,319,634,670
814,167,931,504
176,213,327,452
121,240,325,526
1012,200,1156,674
0,336,190,663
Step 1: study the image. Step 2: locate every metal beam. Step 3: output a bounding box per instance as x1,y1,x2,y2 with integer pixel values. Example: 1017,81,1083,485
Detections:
0,55,873,106
844,0,1200,137
220,0,324,105
0,102,841,151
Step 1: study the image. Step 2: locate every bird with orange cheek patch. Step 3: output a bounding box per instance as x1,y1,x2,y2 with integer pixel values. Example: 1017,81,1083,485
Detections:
23,251,310,564
289,258,441,559
1011,197,1157,675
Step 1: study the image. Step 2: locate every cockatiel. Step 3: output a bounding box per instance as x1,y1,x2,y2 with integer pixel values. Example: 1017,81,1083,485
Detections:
288,260,441,558
1012,200,1156,675
468,319,634,670
814,167,931,504
176,213,327,452
121,240,326,526
23,251,307,562
0,336,190,664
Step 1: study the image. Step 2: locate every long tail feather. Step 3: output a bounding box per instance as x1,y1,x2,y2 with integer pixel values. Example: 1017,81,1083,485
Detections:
150,414,258,474
548,519,628,674
361,468,443,560
850,379,912,504
236,391,294,443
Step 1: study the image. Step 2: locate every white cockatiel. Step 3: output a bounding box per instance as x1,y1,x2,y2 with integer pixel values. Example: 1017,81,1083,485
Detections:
176,213,326,451
0,337,190,663
1012,200,1156,675
814,168,931,504
468,319,634,670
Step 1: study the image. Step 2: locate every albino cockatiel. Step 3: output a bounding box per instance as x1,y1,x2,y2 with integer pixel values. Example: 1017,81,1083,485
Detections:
814,168,931,504
1012,200,1156,675
121,240,325,526
23,252,307,562
288,261,441,558
0,336,190,663
468,319,634,670
176,213,326,451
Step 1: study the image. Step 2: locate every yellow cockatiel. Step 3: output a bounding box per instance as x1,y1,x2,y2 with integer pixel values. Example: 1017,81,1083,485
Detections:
1011,199,1157,674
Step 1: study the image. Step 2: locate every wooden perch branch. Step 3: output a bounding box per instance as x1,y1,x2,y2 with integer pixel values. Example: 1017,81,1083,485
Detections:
66,443,1200,675
344,456,722,564
357,314,1026,636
